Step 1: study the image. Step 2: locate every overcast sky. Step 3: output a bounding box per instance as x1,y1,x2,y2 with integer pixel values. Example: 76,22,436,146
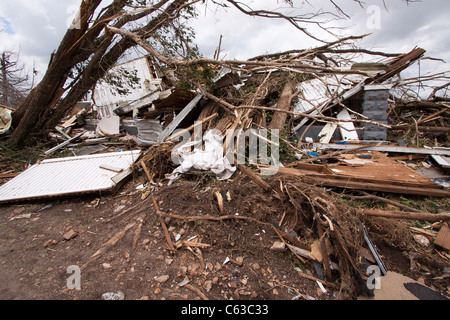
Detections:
0,0,449,89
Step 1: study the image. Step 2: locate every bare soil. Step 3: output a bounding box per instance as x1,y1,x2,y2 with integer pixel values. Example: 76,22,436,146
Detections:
0,172,449,301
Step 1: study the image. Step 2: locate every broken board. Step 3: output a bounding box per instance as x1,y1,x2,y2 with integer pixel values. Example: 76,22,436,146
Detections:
431,155,450,169
434,222,450,251
275,152,450,197
0,150,141,203
336,109,359,141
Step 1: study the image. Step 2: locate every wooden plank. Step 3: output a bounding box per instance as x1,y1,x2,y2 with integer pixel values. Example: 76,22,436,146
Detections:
44,132,84,155
238,164,271,192
61,109,86,128
434,222,450,250
0,172,20,179
275,165,449,197
158,93,203,142
336,109,359,141
318,122,338,143
166,112,218,141
431,155,450,169
314,143,450,156
361,210,450,223
99,164,123,173
302,175,450,197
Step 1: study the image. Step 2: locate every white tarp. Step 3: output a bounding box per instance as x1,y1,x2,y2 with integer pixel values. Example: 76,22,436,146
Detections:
168,131,236,185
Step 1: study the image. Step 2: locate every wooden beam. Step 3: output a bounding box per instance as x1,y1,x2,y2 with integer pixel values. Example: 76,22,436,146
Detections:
158,93,203,142
303,175,450,197
314,143,450,156
359,209,450,222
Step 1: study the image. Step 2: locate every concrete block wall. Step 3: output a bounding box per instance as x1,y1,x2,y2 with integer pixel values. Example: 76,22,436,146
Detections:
361,85,390,140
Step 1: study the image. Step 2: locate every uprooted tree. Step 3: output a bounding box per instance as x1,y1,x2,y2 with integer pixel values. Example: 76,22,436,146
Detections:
8,0,418,148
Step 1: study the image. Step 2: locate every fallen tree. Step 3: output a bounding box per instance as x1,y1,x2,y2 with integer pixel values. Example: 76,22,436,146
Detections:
8,0,420,148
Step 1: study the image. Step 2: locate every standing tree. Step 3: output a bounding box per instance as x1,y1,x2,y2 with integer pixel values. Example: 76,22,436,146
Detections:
7,0,414,148
0,50,30,109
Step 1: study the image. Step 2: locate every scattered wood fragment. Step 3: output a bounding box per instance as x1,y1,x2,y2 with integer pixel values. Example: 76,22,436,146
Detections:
343,192,425,213
99,164,123,173
176,240,211,249
140,160,154,184
152,196,176,252
295,269,339,290
82,214,144,270
314,143,450,156
434,222,450,250
0,172,20,179
358,209,450,222
132,215,144,249
214,190,224,214
184,284,209,300
238,164,271,192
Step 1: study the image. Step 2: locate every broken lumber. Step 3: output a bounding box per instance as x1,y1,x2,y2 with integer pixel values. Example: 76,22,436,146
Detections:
359,209,450,222
313,143,450,156
268,81,294,130
238,164,271,192
166,112,218,141
434,222,450,250
81,214,144,270
140,160,154,184
184,284,209,300
303,174,450,197
158,93,203,142
152,196,176,251
0,172,19,179
275,166,450,197
44,132,84,155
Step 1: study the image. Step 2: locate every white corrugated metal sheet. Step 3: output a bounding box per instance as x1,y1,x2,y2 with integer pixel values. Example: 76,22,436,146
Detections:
294,74,366,113
0,150,141,203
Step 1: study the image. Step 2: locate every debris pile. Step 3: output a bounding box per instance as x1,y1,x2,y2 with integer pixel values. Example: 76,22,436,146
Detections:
0,37,449,300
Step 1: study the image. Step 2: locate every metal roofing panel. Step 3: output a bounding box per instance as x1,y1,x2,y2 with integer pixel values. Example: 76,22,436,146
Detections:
0,150,141,203
294,74,366,113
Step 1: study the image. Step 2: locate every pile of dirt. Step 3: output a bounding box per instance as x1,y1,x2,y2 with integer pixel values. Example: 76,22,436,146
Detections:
1,171,448,300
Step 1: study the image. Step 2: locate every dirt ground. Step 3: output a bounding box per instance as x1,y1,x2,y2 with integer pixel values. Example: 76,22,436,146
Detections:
0,171,449,301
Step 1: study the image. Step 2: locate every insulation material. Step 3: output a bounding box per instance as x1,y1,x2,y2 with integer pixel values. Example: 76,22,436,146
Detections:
0,106,12,134
0,150,141,203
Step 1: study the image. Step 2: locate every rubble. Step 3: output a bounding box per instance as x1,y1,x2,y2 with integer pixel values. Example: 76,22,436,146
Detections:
0,36,449,301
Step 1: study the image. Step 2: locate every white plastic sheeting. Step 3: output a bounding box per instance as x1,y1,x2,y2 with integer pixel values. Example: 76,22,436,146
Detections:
168,131,236,185
0,150,141,203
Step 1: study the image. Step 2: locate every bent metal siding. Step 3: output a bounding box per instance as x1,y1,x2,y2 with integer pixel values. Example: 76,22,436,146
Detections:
0,150,141,203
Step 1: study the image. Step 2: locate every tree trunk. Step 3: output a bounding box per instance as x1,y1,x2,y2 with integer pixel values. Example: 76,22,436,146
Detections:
8,0,191,148
44,37,133,131
1,53,8,105
268,81,294,131
7,0,110,148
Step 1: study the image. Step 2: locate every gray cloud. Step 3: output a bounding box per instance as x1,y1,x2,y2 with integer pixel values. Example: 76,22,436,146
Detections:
0,0,448,86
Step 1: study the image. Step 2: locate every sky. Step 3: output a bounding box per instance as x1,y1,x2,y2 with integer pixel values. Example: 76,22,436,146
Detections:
0,0,449,92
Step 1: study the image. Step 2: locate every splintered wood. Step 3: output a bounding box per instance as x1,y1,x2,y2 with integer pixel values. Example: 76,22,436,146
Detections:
275,152,450,197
